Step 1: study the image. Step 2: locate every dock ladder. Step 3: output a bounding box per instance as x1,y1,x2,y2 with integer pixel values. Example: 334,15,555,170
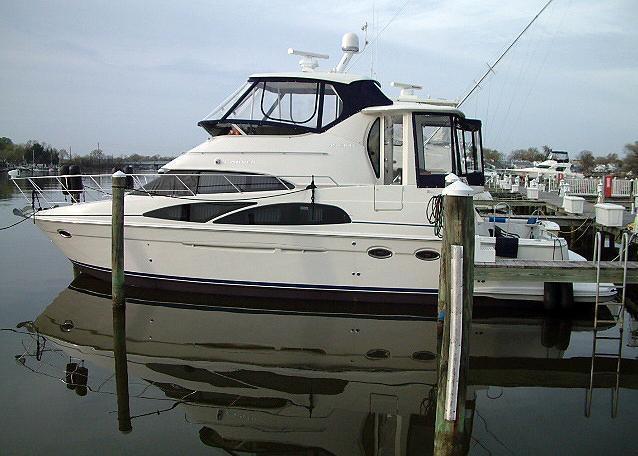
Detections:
585,232,629,417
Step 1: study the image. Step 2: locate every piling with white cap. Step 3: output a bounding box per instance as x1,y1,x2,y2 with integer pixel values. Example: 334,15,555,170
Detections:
434,179,475,454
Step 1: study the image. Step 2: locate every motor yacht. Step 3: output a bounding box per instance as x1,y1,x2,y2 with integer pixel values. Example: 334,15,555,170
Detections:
21,33,614,305
507,150,583,179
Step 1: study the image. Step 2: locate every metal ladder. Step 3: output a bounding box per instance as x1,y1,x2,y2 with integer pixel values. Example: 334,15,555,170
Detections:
585,232,629,418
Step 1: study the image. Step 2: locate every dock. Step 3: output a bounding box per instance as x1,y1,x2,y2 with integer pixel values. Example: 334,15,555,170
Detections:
475,260,638,283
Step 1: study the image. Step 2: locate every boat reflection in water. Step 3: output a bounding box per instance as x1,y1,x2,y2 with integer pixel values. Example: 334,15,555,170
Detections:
29,275,627,455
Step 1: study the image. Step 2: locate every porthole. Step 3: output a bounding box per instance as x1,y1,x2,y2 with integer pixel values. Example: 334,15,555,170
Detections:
412,350,436,361
415,249,440,261
57,229,72,238
367,247,393,259
366,348,390,360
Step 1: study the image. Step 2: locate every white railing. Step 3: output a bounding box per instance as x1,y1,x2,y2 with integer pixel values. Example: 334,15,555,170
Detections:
565,178,599,196
612,178,633,197
10,172,336,209
489,173,636,200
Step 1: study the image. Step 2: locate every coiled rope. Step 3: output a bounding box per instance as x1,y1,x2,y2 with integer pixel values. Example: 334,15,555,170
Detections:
426,194,444,238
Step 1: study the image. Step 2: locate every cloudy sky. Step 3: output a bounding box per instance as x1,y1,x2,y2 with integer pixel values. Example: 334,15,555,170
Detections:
1,0,636,157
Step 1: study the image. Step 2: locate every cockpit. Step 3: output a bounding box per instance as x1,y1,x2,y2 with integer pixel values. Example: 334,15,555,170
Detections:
198,76,392,137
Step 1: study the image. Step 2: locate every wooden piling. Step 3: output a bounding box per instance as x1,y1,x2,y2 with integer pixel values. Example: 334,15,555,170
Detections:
112,171,125,308
111,171,131,433
434,181,475,455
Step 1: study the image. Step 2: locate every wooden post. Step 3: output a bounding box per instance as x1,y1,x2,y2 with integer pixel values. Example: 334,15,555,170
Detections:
112,171,125,308
434,180,475,455
111,171,132,433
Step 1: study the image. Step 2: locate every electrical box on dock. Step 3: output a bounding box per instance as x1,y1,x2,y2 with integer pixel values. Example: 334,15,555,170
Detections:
563,195,585,214
594,203,625,227
527,187,539,200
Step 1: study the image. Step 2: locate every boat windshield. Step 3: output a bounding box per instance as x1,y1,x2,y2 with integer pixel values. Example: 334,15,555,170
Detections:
198,77,392,136
549,150,569,162
204,82,253,122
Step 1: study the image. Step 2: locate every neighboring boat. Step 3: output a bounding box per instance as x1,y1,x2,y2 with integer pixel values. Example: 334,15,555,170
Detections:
8,165,52,178
19,33,614,304
506,150,583,179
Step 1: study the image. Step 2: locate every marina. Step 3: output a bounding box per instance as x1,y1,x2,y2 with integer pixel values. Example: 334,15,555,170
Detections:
2,0,637,453
2,177,638,453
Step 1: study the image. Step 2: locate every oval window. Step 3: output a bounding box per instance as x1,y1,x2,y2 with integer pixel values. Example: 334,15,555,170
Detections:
368,247,393,259
366,348,390,360
57,229,72,238
415,249,440,261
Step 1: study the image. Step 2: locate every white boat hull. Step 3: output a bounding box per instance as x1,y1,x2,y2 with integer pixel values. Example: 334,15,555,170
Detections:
36,214,616,305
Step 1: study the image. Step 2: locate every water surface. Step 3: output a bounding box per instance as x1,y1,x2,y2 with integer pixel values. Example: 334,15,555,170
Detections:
1,172,636,455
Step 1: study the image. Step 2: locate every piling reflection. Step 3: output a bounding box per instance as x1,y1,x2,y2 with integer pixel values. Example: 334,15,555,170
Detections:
24,275,636,455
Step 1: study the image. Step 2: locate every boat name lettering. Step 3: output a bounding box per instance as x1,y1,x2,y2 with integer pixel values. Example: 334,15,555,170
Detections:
328,143,355,148
225,159,256,165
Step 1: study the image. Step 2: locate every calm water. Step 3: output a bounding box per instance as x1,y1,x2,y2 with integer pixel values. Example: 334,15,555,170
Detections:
1,171,637,455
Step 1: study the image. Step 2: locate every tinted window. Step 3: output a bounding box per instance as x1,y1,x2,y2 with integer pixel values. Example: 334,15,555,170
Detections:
144,202,254,223
135,174,198,196
215,203,351,225
367,118,381,178
134,173,293,196
225,174,294,192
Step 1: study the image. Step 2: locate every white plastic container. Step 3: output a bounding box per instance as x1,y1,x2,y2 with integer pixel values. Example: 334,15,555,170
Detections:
563,195,585,214
511,183,519,193
594,203,625,227
527,187,539,200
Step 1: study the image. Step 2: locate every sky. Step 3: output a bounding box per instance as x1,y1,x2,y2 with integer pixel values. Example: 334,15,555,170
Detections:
1,0,636,158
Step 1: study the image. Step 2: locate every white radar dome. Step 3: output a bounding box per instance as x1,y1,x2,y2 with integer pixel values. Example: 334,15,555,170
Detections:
341,33,359,53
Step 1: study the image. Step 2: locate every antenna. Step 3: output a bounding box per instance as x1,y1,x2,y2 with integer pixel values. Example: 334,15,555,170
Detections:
390,81,423,101
288,48,329,72
457,0,555,108
334,33,360,72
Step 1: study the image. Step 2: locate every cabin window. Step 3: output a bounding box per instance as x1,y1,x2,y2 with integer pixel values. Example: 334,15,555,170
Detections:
134,172,293,196
143,202,254,223
215,203,352,225
457,118,485,185
367,118,381,178
384,115,403,185
414,114,453,175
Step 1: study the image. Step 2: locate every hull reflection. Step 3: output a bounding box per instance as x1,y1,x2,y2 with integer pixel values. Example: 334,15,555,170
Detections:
30,275,621,455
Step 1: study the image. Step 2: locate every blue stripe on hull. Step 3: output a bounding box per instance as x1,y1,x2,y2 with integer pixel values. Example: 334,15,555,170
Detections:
71,261,438,295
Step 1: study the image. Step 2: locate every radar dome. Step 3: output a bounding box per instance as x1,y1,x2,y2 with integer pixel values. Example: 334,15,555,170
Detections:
341,33,359,53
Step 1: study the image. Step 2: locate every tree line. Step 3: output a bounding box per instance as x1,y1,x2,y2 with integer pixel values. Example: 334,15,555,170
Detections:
483,141,638,176
0,137,175,171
